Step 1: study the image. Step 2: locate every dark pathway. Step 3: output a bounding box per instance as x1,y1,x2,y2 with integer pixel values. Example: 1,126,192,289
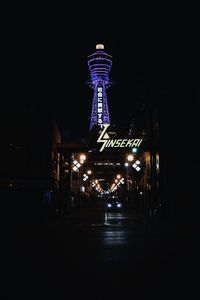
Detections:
3,205,200,299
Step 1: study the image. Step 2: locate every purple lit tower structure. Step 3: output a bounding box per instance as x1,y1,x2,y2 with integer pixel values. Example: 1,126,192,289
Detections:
88,44,113,130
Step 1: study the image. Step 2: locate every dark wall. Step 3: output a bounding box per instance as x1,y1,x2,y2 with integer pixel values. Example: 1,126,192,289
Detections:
0,116,54,180
159,83,200,216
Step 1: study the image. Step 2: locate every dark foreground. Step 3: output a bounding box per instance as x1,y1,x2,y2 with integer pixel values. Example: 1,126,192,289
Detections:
3,202,200,299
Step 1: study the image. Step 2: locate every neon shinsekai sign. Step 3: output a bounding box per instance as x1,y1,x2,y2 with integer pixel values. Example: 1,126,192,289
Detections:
97,124,143,152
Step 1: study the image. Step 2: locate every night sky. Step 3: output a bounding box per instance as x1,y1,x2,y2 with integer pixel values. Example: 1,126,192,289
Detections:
3,8,199,140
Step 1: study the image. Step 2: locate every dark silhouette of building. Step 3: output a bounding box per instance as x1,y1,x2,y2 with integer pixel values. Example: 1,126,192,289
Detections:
0,111,61,218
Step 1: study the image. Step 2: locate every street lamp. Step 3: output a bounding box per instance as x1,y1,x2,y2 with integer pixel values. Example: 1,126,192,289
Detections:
125,154,134,198
127,154,134,162
79,154,86,164
78,154,87,207
87,169,92,175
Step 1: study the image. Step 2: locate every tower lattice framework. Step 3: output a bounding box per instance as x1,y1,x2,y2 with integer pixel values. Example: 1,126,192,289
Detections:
87,44,113,130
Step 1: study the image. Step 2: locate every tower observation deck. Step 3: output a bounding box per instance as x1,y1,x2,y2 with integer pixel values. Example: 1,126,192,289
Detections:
87,44,113,130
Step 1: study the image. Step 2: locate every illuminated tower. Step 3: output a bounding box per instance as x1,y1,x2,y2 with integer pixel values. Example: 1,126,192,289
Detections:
87,44,113,130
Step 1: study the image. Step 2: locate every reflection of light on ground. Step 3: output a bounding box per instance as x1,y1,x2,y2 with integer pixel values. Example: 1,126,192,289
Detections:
107,213,123,219
102,230,128,246
104,213,124,223
105,213,136,225
107,213,134,220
